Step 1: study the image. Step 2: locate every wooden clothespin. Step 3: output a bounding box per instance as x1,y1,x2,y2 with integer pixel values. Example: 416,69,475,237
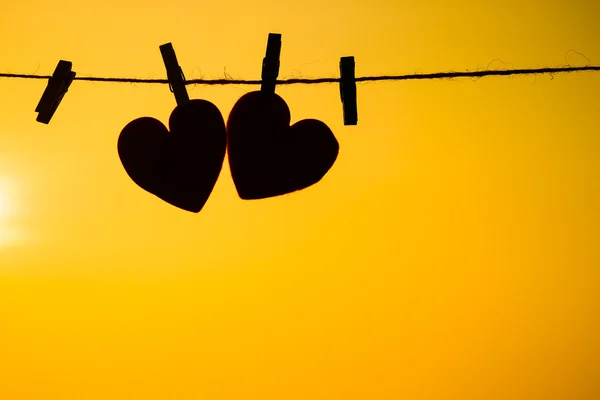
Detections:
340,56,358,125
261,33,282,93
35,60,76,124
159,43,189,106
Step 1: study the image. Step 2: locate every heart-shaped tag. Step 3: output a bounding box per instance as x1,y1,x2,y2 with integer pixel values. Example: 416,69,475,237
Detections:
226,91,339,200
118,99,226,212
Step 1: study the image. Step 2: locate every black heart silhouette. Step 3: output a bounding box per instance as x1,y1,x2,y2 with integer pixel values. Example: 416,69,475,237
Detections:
118,99,226,212
227,91,339,200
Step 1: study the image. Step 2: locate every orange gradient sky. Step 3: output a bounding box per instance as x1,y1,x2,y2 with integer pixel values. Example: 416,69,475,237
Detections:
0,1,599,399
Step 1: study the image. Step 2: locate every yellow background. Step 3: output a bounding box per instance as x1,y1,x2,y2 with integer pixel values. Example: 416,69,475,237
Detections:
1,1,599,398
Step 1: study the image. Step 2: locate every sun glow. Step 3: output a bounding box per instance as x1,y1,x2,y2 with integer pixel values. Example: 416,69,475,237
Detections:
0,189,10,220
0,188,9,219
0,179,13,219
0,178,23,248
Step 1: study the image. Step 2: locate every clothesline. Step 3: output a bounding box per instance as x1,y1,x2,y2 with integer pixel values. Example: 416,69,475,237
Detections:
1,65,599,85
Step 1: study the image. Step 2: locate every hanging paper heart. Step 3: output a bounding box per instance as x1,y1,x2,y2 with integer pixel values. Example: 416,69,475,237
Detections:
226,91,339,200
118,99,226,212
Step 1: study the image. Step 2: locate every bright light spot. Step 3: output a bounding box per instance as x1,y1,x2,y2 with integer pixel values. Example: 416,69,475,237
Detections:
0,177,24,248
0,177,15,219
0,188,9,219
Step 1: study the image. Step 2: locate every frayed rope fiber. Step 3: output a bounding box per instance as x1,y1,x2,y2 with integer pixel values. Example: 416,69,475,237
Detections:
1,65,599,85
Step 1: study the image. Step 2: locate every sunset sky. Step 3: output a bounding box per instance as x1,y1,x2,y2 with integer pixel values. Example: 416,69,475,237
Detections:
1,0,599,398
